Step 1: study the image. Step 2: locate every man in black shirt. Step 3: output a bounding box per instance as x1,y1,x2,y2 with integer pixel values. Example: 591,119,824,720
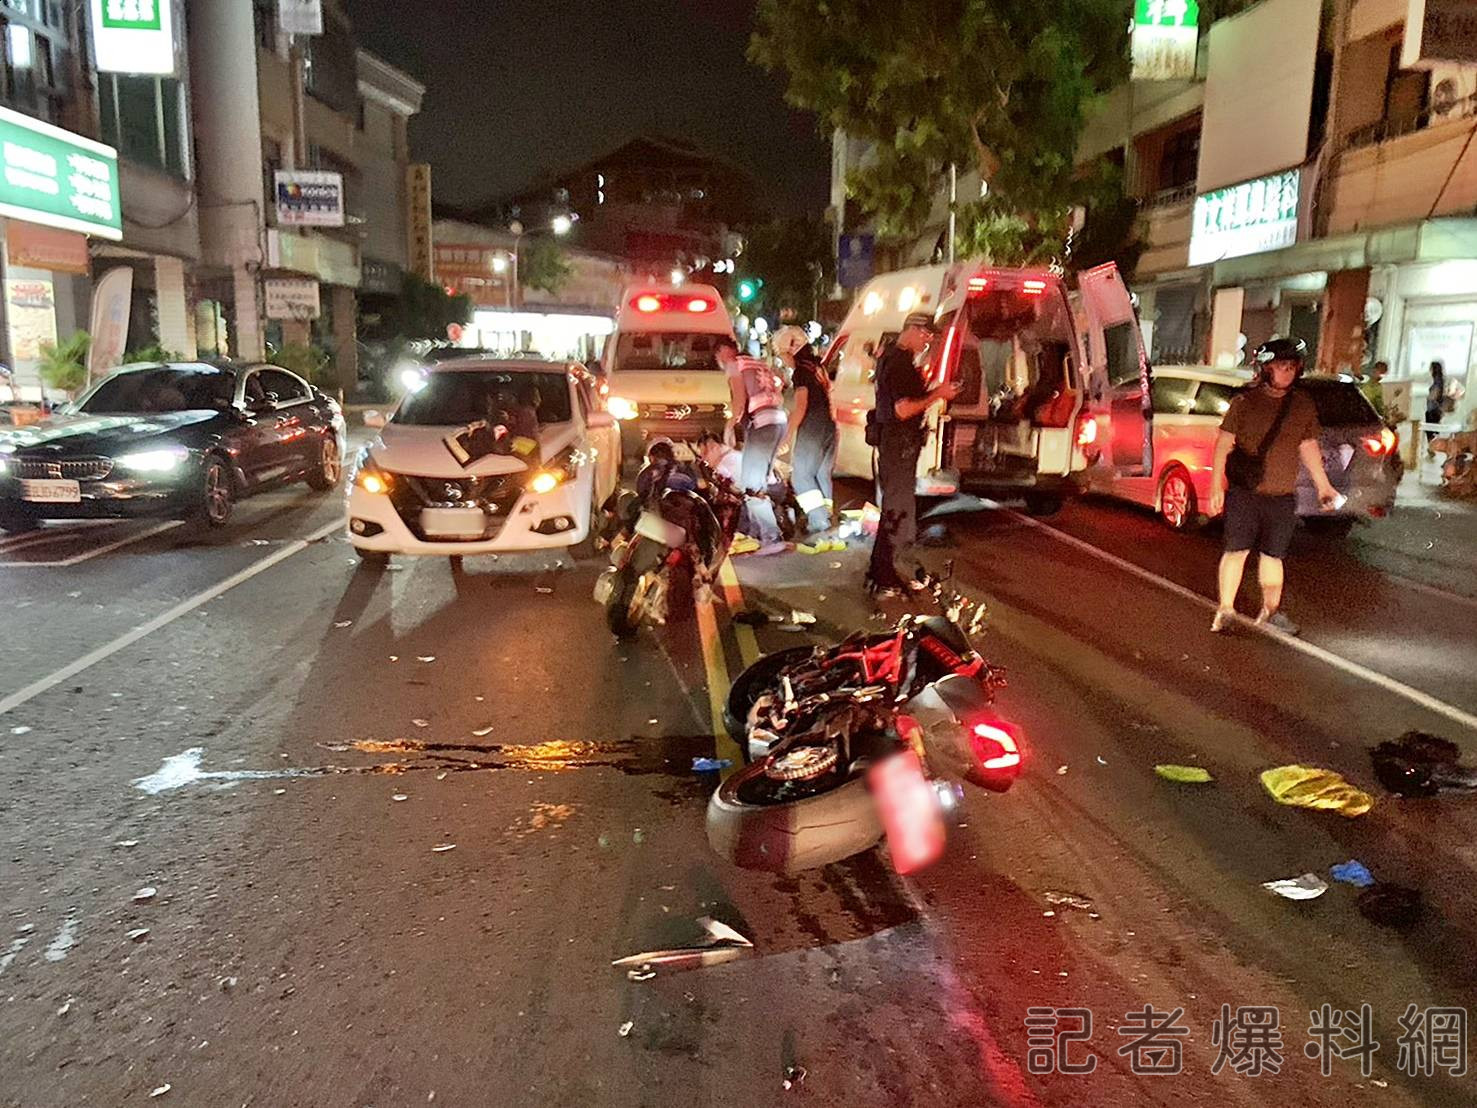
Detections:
867,313,960,596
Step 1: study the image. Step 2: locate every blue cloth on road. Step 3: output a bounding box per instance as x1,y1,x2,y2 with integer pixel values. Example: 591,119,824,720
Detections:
1331,860,1375,888
692,757,732,773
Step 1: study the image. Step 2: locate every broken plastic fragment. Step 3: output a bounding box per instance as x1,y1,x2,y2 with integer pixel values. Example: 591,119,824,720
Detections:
333,620,353,628
472,726,494,737
1042,891,1094,913
431,843,457,853
692,757,731,773
1155,764,1213,784
612,946,750,973
411,719,430,728
149,1085,171,1098
11,725,32,735
698,916,753,948
1262,873,1328,900
626,967,656,981
783,1065,807,1091
114,839,139,848
392,794,408,802
1260,765,1373,818
418,656,436,663
133,887,157,902
127,928,150,942
618,1020,634,1037
1330,860,1375,888
535,585,554,594
1055,765,1068,776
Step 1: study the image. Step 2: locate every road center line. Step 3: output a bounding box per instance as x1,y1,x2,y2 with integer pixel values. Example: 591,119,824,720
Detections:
1002,507,1477,734
1,520,184,568
0,519,342,718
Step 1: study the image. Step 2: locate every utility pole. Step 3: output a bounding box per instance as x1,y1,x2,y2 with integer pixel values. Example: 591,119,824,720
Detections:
947,163,957,264
287,35,308,171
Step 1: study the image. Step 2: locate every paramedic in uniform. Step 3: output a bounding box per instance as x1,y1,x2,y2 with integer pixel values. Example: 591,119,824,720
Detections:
867,313,960,596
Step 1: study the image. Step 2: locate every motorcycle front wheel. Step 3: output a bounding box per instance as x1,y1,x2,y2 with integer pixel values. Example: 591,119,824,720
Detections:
705,760,883,874
604,564,644,639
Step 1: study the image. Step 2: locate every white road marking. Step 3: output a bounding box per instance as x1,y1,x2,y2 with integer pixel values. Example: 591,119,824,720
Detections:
0,520,184,568
133,747,317,794
0,518,343,718
1002,507,1477,734
43,916,78,962
0,934,30,975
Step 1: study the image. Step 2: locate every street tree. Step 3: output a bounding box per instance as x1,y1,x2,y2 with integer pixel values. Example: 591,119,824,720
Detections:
520,237,573,296
751,0,1133,267
735,214,835,321
362,274,472,344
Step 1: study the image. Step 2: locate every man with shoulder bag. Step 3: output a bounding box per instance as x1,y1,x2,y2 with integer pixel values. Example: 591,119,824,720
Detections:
1209,338,1340,635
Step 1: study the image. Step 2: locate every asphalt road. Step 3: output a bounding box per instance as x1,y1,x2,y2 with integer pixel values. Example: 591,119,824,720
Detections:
1,474,1475,1107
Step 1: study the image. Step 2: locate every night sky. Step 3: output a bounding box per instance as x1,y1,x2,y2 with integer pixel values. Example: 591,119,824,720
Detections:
348,0,832,217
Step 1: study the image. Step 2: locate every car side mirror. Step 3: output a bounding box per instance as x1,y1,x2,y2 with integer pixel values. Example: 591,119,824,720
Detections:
586,410,615,430
362,409,387,429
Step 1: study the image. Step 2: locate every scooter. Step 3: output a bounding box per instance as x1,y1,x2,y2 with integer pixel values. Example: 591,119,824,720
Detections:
594,447,745,639
706,571,1024,874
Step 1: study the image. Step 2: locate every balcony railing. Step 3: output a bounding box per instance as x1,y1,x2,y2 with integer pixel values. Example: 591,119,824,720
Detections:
1343,92,1477,153
1139,183,1197,211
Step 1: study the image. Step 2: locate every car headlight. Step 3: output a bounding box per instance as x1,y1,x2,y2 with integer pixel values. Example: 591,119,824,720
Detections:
526,445,581,495
607,396,639,422
353,452,393,495
116,447,190,473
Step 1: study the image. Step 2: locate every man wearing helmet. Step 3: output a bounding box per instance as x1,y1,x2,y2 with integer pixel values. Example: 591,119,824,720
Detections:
1209,338,1340,635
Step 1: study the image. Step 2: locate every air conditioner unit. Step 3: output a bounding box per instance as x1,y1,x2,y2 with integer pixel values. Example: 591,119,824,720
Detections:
1429,64,1477,119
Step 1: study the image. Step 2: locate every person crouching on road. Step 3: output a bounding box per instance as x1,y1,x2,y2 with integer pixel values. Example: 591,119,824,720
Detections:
1209,338,1340,635
716,337,788,555
867,313,960,598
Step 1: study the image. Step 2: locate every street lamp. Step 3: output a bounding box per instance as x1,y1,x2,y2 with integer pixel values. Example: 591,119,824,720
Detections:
507,214,575,310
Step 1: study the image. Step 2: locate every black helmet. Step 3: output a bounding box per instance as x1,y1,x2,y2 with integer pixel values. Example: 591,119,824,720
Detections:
1252,337,1307,368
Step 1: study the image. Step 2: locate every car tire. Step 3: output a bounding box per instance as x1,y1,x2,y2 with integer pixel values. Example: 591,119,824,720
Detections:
0,509,39,535
306,436,341,492
1157,466,1199,531
1023,493,1063,517
705,762,883,874
195,457,235,528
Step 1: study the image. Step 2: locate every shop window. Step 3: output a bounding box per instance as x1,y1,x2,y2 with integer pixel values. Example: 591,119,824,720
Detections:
100,73,188,177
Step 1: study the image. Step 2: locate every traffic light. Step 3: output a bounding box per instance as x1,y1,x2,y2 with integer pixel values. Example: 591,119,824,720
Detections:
736,278,761,303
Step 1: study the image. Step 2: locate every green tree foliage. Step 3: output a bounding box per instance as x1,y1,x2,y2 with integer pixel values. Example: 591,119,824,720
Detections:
736,214,835,319
519,236,573,296
121,343,184,364
363,274,473,343
37,331,90,394
751,0,1131,265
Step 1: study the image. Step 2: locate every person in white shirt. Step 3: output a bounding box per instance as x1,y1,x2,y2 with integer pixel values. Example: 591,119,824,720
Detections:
716,337,787,551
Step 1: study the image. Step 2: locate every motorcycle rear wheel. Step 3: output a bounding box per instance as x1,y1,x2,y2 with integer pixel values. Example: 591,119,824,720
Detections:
604,565,643,639
705,760,883,874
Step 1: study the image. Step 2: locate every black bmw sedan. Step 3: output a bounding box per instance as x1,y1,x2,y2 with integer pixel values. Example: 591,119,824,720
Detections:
0,362,346,532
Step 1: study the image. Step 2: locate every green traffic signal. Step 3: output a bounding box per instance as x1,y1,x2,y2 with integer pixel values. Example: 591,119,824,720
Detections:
736,278,760,303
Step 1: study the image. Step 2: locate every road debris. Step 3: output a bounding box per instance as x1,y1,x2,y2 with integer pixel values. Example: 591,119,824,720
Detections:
1358,884,1422,928
333,620,353,628
1056,765,1069,776
1370,731,1477,797
10,725,32,735
149,1084,171,1098
699,917,753,947
392,794,408,802
431,843,457,853
411,719,430,728
56,999,72,1017
625,968,656,981
535,585,554,594
1262,873,1328,900
612,946,750,974
618,1020,634,1037
114,840,139,848
1155,764,1213,784
783,1065,807,1091
1042,891,1096,915
127,928,150,942
692,757,731,773
217,976,237,992
1330,860,1375,888
133,887,157,902
417,656,436,663
1260,765,1373,818
472,726,495,736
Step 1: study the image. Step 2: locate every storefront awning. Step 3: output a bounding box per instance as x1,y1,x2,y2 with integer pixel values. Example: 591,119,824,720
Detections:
1213,216,1477,286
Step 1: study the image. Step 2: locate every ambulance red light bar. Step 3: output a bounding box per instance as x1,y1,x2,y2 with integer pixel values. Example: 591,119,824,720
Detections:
631,293,715,314
967,276,990,293
1022,279,1047,296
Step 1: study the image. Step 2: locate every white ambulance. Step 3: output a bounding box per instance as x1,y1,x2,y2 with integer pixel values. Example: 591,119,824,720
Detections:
825,262,1152,513
601,283,736,460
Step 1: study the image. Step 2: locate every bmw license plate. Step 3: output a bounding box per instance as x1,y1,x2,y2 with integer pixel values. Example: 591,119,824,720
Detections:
20,479,80,503
419,507,486,538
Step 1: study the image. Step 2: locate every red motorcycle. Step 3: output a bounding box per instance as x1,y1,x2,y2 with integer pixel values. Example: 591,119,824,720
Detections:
706,573,1024,874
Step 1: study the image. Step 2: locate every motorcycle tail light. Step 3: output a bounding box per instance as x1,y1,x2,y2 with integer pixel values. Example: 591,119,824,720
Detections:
970,719,1023,774
1362,427,1397,456
1076,414,1099,448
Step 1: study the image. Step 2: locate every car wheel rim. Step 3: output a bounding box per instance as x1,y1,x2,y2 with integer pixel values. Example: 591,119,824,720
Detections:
206,465,230,522
1162,475,1189,527
321,440,341,484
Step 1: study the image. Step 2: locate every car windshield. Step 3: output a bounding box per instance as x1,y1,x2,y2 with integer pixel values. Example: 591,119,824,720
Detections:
394,370,572,427
1302,380,1380,427
78,367,235,413
613,332,722,371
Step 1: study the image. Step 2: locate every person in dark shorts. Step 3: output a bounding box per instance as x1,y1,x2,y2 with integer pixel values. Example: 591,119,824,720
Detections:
1209,338,1340,635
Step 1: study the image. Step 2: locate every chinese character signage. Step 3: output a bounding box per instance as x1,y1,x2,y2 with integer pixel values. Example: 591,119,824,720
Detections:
274,171,344,228
1132,0,1201,81
277,0,323,36
1189,169,1300,267
0,107,122,241
264,278,322,321
90,0,177,76
407,164,433,281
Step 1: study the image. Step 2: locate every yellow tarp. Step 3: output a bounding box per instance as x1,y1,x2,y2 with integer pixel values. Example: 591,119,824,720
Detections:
1260,765,1374,818
1155,764,1213,784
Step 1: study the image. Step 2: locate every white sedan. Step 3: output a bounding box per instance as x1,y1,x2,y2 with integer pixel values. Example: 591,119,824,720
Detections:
346,358,620,563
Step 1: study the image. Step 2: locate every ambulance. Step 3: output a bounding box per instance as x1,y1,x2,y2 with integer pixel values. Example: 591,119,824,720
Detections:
826,262,1151,514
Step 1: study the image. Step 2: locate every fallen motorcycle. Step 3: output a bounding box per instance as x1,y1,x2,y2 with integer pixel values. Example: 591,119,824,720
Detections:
706,573,1024,874
594,444,744,638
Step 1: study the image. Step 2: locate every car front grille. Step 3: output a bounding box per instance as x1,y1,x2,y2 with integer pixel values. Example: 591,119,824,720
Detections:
385,471,525,542
11,456,114,481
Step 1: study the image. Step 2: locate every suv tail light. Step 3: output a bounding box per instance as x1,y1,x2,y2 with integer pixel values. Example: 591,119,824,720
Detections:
1076,414,1099,447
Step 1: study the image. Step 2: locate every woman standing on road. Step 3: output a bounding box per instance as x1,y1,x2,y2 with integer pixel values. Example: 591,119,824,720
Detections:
1426,361,1447,451
781,335,839,543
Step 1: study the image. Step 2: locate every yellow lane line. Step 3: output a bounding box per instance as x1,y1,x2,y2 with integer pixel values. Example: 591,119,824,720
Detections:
695,591,744,767
717,558,761,668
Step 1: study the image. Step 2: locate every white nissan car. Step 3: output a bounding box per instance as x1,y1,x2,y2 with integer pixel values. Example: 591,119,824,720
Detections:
346,358,621,563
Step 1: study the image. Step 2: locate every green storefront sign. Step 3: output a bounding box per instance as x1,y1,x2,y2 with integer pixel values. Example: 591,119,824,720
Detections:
0,106,122,240
100,0,162,31
1135,0,1199,28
